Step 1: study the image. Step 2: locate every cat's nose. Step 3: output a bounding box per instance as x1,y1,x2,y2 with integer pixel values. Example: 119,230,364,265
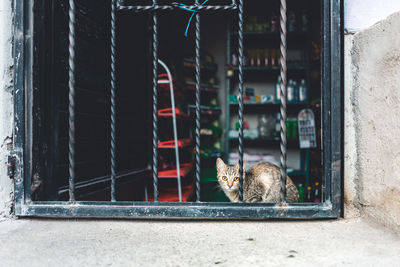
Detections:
227,181,233,188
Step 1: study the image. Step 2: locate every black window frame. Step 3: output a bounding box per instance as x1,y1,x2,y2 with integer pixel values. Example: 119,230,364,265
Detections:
12,0,343,218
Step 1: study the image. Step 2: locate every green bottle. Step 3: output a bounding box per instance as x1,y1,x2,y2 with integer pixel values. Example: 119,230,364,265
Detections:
297,183,305,203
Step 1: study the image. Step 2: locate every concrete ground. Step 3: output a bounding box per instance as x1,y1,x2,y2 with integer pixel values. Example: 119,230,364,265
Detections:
0,218,400,266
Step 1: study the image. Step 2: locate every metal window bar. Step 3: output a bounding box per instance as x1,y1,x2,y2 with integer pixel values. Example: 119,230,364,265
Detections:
68,0,76,202
195,0,201,202
110,0,117,202
112,0,238,203
279,0,287,204
237,0,244,202
67,0,288,204
152,0,159,202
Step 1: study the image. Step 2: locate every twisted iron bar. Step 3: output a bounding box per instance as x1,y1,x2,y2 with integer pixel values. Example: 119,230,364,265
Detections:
195,0,201,202
152,2,159,202
237,0,244,202
279,0,288,204
110,0,117,202
68,0,76,202
118,4,237,12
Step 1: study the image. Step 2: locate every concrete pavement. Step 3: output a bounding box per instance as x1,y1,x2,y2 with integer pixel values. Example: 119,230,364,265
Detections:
0,217,400,266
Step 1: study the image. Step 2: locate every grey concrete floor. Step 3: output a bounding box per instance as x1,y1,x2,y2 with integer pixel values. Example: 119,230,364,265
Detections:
0,218,400,267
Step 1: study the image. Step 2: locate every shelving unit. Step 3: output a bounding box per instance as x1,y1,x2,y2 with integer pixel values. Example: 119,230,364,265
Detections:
150,63,196,202
224,7,312,188
184,56,227,202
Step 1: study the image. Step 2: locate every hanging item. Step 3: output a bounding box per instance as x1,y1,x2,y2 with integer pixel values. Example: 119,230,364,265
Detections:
298,109,317,149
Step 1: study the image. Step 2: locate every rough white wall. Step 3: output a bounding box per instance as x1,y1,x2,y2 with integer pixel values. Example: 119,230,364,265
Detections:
346,11,400,232
0,0,14,217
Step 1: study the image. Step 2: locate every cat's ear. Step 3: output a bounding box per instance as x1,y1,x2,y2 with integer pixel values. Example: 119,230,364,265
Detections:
235,160,246,172
216,158,226,171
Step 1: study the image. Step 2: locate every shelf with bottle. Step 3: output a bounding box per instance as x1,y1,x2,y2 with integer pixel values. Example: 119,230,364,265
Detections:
188,104,222,116
231,30,309,37
183,59,218,72
229,50,306,72
228,77,309,107
232,9,310,35
231,64,306,72
184,81,219,93
229,101,308,107
228,114,300,143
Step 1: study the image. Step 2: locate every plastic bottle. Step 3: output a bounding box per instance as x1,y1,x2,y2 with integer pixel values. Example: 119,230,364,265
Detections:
270,12,278,32
299,79,308,102
293,81,299,102
288,10,297,32
314,182,321,203
301,10,309,32
297,184,305,203
306,186,312,202
275,112,281,137
275,78,281,102
287,80,295,102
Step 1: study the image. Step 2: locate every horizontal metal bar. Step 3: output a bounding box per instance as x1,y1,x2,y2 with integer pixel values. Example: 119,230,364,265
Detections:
117,4,237,12
58,168,150,194
17,201,337,219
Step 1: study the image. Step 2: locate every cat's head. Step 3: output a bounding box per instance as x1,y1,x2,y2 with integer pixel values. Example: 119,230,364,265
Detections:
216,158,245,192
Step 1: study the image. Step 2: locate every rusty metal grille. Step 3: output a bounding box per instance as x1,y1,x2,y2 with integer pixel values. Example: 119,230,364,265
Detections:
12,0,343,218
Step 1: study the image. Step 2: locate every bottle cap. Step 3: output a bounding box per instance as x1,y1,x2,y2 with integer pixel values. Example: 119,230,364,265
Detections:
315,182,319,186
307,186,311,190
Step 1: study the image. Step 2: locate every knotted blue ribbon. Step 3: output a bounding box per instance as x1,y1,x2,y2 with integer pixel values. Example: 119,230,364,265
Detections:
176,0,210,37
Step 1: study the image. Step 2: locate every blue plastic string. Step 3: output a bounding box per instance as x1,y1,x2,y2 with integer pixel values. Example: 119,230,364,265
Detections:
177,0,209,37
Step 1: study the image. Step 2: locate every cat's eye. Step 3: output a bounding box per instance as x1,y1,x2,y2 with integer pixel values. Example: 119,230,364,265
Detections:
222,176,228,181
234,177,239,182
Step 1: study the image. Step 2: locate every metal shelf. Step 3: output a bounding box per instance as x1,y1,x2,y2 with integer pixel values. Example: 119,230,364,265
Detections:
232,65,306,71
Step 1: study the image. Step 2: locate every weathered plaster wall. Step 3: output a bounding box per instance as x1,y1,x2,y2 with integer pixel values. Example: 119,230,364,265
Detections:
346,11,400,232
0,0,14,217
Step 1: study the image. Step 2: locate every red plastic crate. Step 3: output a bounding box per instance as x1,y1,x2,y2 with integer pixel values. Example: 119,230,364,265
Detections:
147,181,195,202
158,108,189,120
158,138,193,149
158,162,193,178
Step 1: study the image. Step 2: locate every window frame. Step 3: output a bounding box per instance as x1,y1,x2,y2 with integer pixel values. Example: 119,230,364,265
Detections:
12,0,343,218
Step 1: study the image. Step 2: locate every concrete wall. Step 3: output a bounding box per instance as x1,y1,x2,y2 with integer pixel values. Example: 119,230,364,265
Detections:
0,0,14,217
345,11,400,233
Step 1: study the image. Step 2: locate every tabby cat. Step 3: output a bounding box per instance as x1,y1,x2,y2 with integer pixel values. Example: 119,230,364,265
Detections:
216,158,299,203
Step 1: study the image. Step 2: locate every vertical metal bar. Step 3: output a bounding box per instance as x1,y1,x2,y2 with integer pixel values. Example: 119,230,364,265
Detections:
110,0,117,202
152,0,159,202
195,0,201,202
330,0,342,214
12,0,26,211
322,0,331,204
279,0,287,204
224,20,231,160
68,0,76,202
237,0,244,202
